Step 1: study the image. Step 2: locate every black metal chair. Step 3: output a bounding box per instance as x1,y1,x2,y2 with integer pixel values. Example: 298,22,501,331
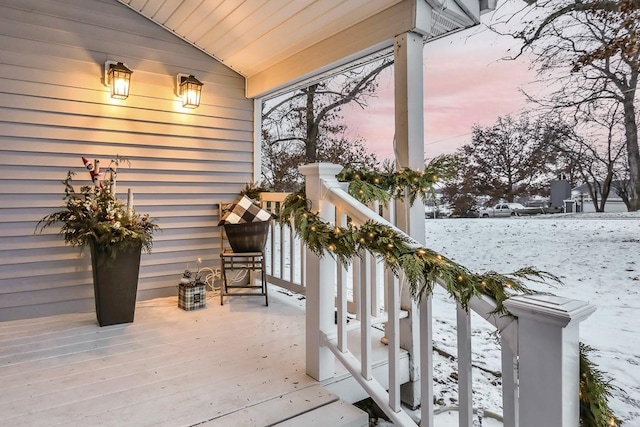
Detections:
220,251,268,306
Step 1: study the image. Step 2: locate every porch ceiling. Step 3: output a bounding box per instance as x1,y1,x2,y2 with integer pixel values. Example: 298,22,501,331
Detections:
117,0,485,98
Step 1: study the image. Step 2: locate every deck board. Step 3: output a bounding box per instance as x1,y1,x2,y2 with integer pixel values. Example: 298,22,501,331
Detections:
198,384,339,427
0,288,315,427
0,286,401,426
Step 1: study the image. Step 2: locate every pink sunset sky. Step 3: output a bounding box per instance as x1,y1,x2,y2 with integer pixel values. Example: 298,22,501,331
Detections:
342,6,540,161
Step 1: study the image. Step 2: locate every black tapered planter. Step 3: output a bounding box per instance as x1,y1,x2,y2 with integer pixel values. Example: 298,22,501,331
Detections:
90,241,142,327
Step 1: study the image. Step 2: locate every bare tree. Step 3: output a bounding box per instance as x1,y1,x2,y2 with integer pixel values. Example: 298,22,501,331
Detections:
441,162,479,217
569,0,640,71
553,103,628,211
519,0,640,71
612,161,635,209
495,0,640,210
261,59,393,190
455,114,567,204
260,131,306,192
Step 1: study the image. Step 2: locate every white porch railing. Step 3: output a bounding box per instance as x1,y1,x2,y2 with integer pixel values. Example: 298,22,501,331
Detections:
262,163,596,427
261,192,307,295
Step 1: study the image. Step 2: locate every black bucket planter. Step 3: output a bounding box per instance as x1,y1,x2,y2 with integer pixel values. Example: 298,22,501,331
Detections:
90,241,142,327
224,221,271,253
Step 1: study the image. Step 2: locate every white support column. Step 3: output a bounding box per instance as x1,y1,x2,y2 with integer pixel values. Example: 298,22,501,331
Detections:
394,30,427,408
252,98,262,182
300,163,343,381
504,295,596,427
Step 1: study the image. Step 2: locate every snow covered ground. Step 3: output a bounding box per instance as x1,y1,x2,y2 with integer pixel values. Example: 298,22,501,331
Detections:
420,212,640,425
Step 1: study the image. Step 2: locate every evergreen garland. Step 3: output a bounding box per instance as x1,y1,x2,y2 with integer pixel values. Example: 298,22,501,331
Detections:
274,156,621,426
336,155,458,206
278,189,553,313
580,344,620,427
241,182,270,201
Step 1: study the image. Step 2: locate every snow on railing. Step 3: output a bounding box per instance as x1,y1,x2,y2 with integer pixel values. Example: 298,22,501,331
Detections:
263,163,595,427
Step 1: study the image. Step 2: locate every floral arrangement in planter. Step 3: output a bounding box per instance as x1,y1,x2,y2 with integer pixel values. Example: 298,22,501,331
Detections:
36,157,159,260
36,156,159,326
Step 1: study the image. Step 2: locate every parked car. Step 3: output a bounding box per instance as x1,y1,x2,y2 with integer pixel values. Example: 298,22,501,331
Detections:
477,203,526,218
449,207,479,218
515,205,564,216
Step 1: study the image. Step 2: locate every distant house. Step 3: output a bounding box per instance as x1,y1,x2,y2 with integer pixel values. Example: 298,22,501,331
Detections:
572,183,628,213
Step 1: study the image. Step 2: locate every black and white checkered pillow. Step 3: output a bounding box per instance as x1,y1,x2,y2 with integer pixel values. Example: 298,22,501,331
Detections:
219,195,273,225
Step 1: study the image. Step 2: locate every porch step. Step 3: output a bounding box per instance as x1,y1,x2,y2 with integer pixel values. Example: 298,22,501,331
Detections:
273,399,368,427
197,384,367,427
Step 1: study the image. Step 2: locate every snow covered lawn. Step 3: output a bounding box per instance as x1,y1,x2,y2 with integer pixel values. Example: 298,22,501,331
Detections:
424,212,640,424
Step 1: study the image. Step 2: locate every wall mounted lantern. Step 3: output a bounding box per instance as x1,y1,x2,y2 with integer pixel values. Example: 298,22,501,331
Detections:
177,74,204,108
105,61,133,99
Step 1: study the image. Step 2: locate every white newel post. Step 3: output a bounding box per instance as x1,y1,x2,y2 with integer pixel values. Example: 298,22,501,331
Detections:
504,295,596,427
300,163,342,381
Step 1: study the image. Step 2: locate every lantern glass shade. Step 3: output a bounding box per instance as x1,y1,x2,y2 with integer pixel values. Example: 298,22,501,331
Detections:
106,62,132,99
179,75,203,108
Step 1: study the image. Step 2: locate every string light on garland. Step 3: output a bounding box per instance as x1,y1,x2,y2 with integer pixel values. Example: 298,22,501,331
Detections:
277,189,547,313
336,155,458,206
579,344,621,427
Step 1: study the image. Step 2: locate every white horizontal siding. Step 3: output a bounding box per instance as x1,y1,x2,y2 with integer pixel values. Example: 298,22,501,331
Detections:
0,0,254,321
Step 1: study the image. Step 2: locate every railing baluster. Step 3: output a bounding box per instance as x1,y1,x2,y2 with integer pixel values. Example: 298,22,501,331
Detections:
269,205,276,276
337,209,348,353
287,224,294,283
352,254,361,319
388,268,401,412
501,335,519,427
360,252,372,380
420,294,434,427
299,234,305,288
370,251,379,317
381,201,393,343
279,214,285,279
370,201,381,317
457,303,473,427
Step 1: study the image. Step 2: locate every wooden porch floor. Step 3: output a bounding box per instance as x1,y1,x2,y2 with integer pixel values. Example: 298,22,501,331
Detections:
0,287,334,426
